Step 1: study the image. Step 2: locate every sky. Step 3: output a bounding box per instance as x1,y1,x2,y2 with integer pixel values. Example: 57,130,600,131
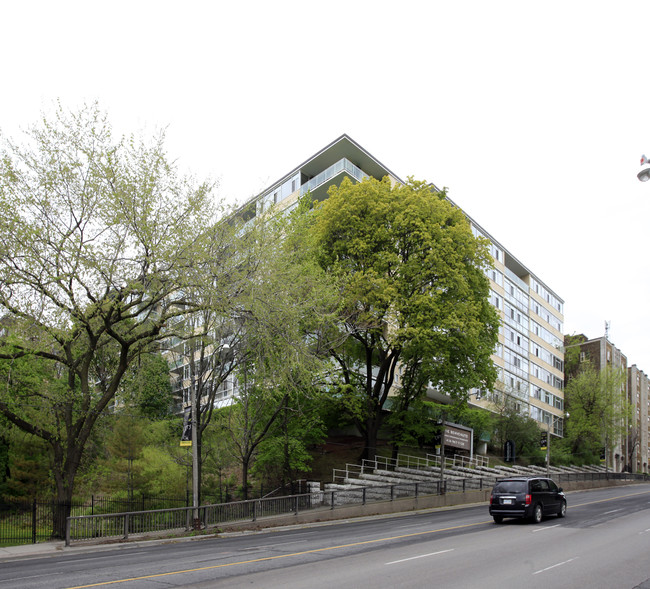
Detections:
2,1,650,368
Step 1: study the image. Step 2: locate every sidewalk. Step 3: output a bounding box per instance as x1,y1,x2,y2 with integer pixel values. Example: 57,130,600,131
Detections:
0,540,66,560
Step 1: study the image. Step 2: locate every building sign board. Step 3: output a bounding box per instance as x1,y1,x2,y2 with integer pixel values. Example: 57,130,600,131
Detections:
443,424,472,452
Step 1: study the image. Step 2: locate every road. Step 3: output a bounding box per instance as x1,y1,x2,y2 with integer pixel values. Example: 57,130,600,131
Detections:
2,484,650,589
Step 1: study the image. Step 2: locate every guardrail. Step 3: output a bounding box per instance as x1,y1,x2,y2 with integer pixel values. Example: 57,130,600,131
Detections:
66,494,312,546
65,471,648,546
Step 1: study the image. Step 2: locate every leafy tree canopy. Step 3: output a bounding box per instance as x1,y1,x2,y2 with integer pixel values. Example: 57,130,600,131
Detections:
307,176,500,459
0,102,242,534
564,362,630,467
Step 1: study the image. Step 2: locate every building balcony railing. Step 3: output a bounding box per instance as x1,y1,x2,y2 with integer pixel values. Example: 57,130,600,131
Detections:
300,158,367,197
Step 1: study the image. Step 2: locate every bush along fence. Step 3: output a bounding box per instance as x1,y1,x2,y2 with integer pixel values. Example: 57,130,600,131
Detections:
1,482,310,547
0,494,189,546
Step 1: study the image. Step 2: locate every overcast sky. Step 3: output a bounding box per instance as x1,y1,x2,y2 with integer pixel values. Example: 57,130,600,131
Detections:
2,1,650,368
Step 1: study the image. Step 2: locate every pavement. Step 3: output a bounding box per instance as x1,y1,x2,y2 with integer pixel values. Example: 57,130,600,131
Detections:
0,540,67,560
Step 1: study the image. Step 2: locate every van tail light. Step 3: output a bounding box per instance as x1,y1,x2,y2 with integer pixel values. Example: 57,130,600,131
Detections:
525,494,532,505
489,495,493,505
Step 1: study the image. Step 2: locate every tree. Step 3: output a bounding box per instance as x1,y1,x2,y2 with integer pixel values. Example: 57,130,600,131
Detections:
0,103,243,536
119,352,174,419
563,362,630,470
217,207,336,500
489,389,545,464
104,414,145,499
309,176,500,460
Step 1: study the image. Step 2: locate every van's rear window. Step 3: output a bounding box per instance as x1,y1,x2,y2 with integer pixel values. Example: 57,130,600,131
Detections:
494,481,526,493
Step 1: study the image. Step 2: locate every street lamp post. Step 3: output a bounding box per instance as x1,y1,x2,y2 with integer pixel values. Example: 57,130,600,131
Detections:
637,155,650,182
546,413,568,477
546,423,553,477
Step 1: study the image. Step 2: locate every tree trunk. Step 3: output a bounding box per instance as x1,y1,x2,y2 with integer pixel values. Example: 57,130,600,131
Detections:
242,458,250,501
51,459,76,540
362,417,381,462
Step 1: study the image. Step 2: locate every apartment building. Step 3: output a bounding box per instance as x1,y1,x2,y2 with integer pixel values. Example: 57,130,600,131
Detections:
629,365,649,473
151,134,569,454
219,134,566,439
235,134,402,225
564,335,629,472
467,220,565,439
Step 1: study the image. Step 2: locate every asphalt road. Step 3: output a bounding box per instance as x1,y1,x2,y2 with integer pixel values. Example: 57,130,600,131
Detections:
3,484,650,589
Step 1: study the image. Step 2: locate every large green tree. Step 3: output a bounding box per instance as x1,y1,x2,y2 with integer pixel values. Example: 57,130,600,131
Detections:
309,176,500,460
563,362,630,469
0,103,243,536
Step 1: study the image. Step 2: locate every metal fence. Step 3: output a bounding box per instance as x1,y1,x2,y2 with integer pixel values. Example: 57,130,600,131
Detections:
66,494,314,545
0,494,190,546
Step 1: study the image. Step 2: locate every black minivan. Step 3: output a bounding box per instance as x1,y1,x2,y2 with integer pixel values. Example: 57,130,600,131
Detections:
489,476,566,523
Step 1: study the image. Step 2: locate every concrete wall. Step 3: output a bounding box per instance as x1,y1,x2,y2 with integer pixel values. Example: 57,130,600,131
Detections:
215,478,638,534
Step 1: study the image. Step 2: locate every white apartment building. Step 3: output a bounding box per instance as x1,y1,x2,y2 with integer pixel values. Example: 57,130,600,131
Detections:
467,218,565,438
194,134,565,436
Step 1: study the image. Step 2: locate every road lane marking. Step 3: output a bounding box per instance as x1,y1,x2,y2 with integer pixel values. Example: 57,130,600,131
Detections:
533,557,577,575
570,489,650,509
532,524,560,532
386,549,454,564
603,509,623,514
63,521,489,588
0,572,64,582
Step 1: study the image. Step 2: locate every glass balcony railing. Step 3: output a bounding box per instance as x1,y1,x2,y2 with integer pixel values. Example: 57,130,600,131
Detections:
300,158,367,197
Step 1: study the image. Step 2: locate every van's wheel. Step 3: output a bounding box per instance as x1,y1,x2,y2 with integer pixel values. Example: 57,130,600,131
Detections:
557,500,566,518
531,504,543,524
493,516,503,524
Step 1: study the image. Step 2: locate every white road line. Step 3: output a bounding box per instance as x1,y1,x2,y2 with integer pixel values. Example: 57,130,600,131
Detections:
386,549,454,565
532,524,560,532
56,553,160,565
0,572,63,583
533,557,577,575
603,509,623,514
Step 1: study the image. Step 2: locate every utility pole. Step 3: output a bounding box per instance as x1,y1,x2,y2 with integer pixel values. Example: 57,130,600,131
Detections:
546,424,551,477
191,375,200,529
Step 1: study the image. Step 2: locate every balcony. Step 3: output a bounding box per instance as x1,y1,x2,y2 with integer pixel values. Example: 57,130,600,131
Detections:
300,158,367,200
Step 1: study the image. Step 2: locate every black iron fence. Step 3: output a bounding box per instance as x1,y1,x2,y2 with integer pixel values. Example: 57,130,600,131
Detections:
0,494,190,546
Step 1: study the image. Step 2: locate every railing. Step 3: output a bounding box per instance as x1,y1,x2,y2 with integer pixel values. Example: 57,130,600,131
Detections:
0,494,191,546
67,494,314,546
299,158,367,197
332,463,364,483
362,453,490,473
452,454,490,469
